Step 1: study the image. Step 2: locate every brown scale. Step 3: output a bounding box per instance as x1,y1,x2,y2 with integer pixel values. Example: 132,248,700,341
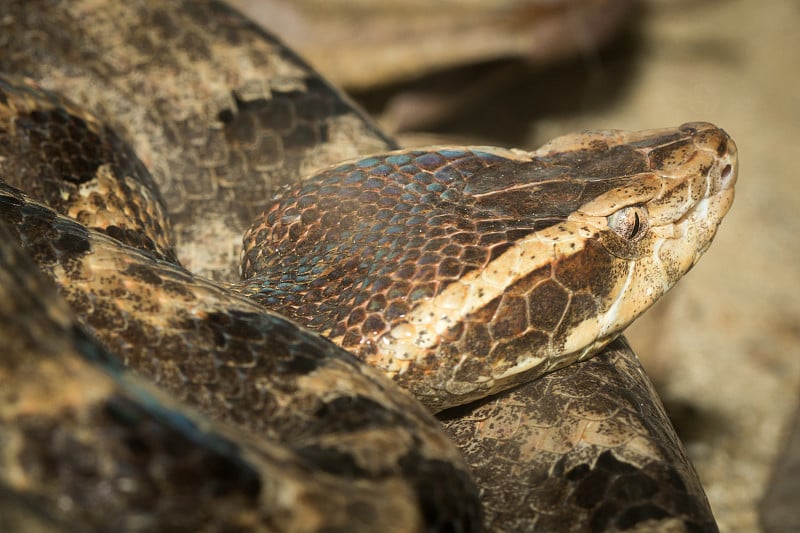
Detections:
0,221,468,532
239,150,604,360
0,76,178,263
0,167,483,533
240,123,736,413
0,2,737,530
439,337,718,532
0,78,483,531
241,150,536,334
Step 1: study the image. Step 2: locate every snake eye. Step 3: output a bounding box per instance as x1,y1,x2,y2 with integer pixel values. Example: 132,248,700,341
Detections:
608,206,648,241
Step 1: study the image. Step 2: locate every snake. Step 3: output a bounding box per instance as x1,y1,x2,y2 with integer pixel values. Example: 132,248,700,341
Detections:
0,2,737,532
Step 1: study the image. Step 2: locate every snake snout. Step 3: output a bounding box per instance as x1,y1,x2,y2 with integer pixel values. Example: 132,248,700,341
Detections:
716,136,738,193
683,122,739,195
704,132,737,208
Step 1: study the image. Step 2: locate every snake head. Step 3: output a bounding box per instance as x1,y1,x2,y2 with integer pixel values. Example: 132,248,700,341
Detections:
242,123,737,412
562,122,737,348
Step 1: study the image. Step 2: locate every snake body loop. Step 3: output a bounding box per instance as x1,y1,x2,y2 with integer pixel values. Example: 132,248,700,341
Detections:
0,2,736,531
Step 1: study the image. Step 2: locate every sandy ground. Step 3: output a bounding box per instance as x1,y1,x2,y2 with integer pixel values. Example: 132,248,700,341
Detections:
234,1,799,531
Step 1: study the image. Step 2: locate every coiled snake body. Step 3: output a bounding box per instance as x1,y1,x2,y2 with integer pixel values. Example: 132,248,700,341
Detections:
0,2,736,531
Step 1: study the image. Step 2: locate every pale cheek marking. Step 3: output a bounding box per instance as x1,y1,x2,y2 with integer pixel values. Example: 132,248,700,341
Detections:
379,229,588,369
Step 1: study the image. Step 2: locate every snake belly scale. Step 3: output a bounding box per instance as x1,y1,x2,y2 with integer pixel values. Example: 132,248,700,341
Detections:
0,1,736,532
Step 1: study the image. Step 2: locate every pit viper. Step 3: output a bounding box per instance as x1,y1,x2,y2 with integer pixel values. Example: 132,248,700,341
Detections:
0,2,736,531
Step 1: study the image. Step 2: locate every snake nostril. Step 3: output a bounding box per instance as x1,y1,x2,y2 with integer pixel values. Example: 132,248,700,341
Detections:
717,163,736,192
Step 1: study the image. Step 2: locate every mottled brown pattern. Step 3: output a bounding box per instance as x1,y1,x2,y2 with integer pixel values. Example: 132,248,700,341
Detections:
0,174,481,532
0,0,394,280
0,77,177,262
0,222,467,532
0,1,737,531
440,337,717,531
240,125,736,412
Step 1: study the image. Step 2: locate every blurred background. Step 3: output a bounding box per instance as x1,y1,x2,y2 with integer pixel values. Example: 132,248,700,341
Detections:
231,1,799,531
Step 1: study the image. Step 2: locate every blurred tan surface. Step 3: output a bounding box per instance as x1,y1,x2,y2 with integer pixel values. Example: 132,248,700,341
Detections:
228,0,637,90
234,1,799,531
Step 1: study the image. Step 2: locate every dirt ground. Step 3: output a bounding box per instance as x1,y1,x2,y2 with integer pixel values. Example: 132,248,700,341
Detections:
233,1,799,531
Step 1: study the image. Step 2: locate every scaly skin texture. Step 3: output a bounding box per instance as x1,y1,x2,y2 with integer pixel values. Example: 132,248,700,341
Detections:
440,337,717,531
241,125,736,411
0,221,469,532
0,79,481,531
0,0,394,280
0,1,735,531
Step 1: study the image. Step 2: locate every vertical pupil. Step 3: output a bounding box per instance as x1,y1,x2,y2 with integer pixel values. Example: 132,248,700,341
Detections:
630,211,640,238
